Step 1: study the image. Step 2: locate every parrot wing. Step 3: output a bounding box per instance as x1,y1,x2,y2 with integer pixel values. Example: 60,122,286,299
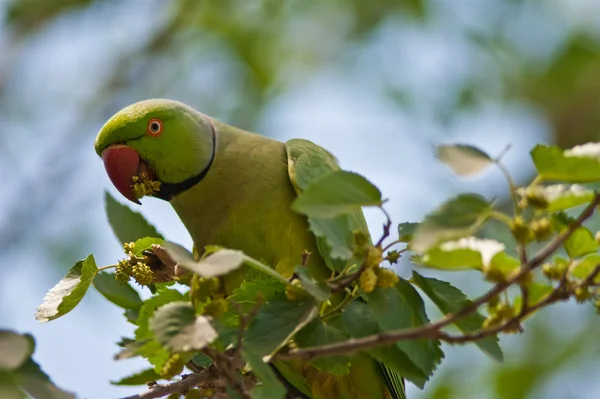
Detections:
285,138,406,399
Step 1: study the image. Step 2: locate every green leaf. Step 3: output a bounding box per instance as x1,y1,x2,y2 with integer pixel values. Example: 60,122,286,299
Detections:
513,283,554,315
229,279,287,311
398,222,420,242
0,331,34,372
411,194,493,253
564,227,598,258
341,301,428,388
164,242,244,278
412,272,503,361
370,284,443,379
135,288,186,371
111,368,160,386
92,272,142,311
308,216,353,259
294,266,331,302
294,318,350,375
517,184,594,212
105,191,164,244
14,358,75,399
417,237,506,270
572,253,600,283
150,302,218,352
35,254,97,322
531,144,600,183
244,350,286,399
131,237,164,254
436,144,494,176
245,300,317,357
293,171,382,218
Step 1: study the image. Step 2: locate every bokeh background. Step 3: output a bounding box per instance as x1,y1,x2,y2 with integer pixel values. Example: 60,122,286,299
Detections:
1,0,599,398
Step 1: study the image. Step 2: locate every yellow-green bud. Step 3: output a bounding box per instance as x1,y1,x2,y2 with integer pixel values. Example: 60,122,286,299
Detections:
352,231,370,258
530,218,553,242
366,246,383,268
167,394,181,399
384,250,401,265
203,298,228,318
523,188,549,209
123,242,135,253
574,287,592,303
484,263,508,283
359,268,377,293
285,279,307,301
542,261,567,281
161,353,185,380
131,171,161,200
115,259,133,284
595,231,600,245
132,261,154,286
510,216,533,243
376,268,399,288
192,277,221,302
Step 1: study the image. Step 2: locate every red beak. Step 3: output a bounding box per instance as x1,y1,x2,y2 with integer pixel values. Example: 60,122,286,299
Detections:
102,145,144,204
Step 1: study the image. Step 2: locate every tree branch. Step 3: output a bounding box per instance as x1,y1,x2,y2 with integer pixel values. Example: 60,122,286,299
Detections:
274,193,600,362
119,369,221,399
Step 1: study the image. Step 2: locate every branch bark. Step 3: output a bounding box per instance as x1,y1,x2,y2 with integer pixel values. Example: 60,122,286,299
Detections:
274,193,600,362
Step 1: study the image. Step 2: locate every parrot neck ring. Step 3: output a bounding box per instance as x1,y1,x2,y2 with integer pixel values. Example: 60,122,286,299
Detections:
153,117,217,201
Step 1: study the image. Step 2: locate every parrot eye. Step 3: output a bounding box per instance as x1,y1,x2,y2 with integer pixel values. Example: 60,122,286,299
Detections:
147,118,163,136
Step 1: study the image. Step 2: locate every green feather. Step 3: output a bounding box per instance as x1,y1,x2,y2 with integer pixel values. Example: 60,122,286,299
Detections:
285,139,406,399
95,99,407,399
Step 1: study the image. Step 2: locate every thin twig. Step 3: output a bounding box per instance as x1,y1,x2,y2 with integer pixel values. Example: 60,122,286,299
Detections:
273,193,600,361
119,370,218,399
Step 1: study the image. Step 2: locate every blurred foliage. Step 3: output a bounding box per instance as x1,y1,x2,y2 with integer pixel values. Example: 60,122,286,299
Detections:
2,0,600,398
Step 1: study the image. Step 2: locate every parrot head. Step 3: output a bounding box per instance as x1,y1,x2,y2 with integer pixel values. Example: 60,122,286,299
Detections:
94,99,216,204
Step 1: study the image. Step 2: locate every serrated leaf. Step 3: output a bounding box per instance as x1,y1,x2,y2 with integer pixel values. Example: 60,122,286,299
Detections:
111,368,160,386
105,191,163,244
14,358,75,399
35,254,97,322
412,194,493,253
308,216,353,259
436,144,494,176
564,227,598,259
245,300,317,357
513,283,554,315
294,318,350,375
293,171,382,218
0,331,34,371
92,272,142,311
369,284,443,379
341,301,428,388
164,242,244,278
150,302,218,352
531,144,600,182
412,272,503,361
135,288,186,371
295,266,331,302
517,184,594,211
418,237,506,270
398,222,420,242
571,253,600,283
244,350,286,399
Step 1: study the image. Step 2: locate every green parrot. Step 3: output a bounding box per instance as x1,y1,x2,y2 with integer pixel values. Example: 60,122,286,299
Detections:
94,99,406,399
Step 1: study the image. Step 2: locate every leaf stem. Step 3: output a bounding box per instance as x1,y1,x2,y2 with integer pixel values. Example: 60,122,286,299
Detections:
98,264,117,272
273,193,600,362
242,256,289,285
490,211,513,226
